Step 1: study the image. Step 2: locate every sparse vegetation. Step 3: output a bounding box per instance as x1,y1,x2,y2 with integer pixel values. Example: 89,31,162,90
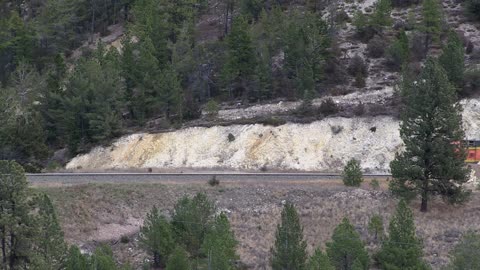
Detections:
208,175,220,186
370,179,380,189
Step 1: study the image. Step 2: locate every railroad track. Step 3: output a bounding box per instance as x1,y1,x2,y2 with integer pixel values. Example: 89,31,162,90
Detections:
27,172,392,184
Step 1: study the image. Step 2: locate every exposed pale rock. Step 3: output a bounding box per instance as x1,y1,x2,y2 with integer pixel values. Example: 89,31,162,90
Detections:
67,98,480,173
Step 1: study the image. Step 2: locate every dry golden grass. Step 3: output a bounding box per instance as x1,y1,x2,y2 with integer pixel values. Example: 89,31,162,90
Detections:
35,179,480,269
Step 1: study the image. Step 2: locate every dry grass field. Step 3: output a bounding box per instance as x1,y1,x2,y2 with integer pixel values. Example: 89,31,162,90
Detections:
35,178,480,269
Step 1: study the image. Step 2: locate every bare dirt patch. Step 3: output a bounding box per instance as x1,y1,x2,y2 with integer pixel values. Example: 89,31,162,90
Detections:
36,180,480,269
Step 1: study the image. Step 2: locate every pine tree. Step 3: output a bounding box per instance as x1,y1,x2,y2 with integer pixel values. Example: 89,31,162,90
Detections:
90,245,117,270
386,31,410,70
34,194,67,269
172,193,215,258
439,31,465,89
371,0,392,28
270,202,307,270
223,15,256,99
342,159,363,187
326,218,370,270
377,200,428,270
307,249,334,270
65,246,88,270
0,160,36,269
166,246,191,270
139,206,175,268
160,65,184,122
447,232,480,269
201,213,238,270
368,214,384,241
422,0,442,49
389,58,470,212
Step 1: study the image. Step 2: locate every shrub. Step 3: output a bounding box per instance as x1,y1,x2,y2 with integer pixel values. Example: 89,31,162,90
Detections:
353,103,366,116
208,175,220,186
330,125,344,135
227,133,235,142
205,99,220,117
355,72,366,88
367,35,387,58
466,40,474,54
466,0,480,21
370,179,380,189
342,158,363,187
348,55,368,77
120,235,130,244
319,98,339,116
353,12,376,42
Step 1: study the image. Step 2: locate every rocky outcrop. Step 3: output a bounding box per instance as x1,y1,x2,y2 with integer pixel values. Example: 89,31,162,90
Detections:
66,98,480,173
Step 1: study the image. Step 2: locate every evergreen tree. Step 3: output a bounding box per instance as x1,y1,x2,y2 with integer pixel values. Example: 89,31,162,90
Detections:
0,160,36,269
160,65,184,121
307,249,334,270
270,202,307,270
34,194,67,269
241,0,265,21
386,31,410,70
283,11,330,99
223,15,256,100
201,213,238,270
172,193,215,258
0,62,48,164
139,206,175,268
60,50,125,152
447,232,480,269
342,159,363,187
439,31,465,89
90,245,118,270
166,246,191,270
371,0,392,28
422,0,442,49
65,246,89,270
368,214,384,241
389,58,470,212
326,218,370,270
377,200,428,270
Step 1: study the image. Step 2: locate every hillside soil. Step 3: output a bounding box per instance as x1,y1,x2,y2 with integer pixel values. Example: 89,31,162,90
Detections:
35,178,480,269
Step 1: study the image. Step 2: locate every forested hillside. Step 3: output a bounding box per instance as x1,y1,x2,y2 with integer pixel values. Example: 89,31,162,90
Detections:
1,0,479,171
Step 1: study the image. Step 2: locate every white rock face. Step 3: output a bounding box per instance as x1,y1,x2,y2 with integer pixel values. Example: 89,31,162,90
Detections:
67,98,480,173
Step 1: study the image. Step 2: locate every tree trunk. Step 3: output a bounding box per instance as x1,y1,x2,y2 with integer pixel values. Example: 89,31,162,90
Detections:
421,186,428,212
1,226,6,267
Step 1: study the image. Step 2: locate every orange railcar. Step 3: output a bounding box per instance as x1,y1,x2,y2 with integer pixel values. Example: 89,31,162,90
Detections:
466,140,480,163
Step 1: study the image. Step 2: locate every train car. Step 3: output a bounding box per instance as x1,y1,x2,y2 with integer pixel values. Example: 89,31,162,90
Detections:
466,140,480,163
